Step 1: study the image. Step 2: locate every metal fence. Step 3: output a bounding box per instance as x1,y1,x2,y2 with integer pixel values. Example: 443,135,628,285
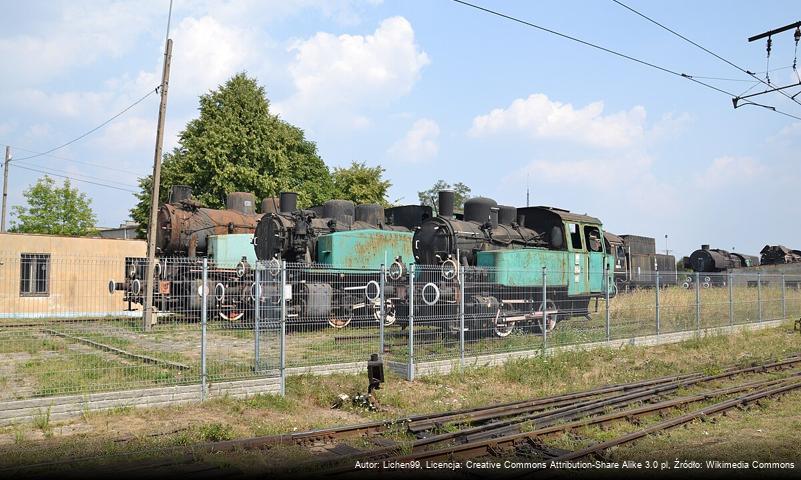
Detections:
1,254,800,401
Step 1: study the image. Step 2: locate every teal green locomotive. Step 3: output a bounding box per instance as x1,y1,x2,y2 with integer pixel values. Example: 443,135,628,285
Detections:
253,192,431,328
410,191,615,337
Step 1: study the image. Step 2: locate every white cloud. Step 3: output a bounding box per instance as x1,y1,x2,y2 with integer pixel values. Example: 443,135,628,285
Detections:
694,156,766,187
167,16,258,97
388,118,440,162
0,1,160,89
275,16,430,128
91,117,155,152
522,153,654,190
470,93,647,148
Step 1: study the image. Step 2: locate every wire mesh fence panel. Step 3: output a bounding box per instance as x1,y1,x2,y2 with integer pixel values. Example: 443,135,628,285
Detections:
646,272,696,334
202,258,276,382
606,271,659,340
279,262,383,369
786,274,801,319
0,254,204,399
548,268,607,347
696,272,732,329
759,274,785,322
729,272,761,325
399,264,462,363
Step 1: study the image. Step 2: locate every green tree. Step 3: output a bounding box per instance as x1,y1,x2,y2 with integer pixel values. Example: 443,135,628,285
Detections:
417,180,471,215
131,72,333,236
331,161,392,206
10,176,97,236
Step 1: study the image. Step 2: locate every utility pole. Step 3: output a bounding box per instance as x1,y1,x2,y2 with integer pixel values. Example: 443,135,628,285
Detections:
143,38,173,331
1,146,10,232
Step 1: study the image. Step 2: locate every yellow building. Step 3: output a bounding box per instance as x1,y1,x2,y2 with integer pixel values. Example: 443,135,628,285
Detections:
0,233,146,319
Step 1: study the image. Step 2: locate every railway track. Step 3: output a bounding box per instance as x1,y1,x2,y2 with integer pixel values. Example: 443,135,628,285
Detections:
300,355,801,474
8,355,801,478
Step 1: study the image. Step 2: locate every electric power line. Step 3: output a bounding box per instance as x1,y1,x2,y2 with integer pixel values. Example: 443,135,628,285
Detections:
449,0,801,121
11,160,139,189
13,86,159,162
611,0,801,108
4,145,147,176
10,164,139,193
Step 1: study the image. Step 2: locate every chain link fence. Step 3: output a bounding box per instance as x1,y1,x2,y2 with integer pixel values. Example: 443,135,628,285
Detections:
1,254,800,402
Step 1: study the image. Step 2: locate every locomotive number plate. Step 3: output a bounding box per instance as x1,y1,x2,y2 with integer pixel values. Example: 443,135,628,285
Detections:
159,281,171,295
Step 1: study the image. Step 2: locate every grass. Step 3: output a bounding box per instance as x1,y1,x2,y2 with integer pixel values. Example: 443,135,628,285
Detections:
0,322,799,474
0,284,799,400
32,407,51,437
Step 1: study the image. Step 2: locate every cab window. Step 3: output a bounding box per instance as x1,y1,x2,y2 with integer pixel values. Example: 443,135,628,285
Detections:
584,226,603,253
567,223,583,250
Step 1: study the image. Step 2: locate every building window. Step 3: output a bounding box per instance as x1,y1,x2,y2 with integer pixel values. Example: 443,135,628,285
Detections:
20,254,50,297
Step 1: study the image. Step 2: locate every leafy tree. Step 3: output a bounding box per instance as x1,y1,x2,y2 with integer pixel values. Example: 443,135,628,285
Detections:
10,176,97,236
131,72,333,236
417,180,471,216
331,161,392,206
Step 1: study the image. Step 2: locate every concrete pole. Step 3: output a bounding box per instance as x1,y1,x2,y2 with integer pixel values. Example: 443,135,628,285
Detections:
143,38,173,331
1,146,10,232
655,271,661,335
408,263,415,381
200,258,208,401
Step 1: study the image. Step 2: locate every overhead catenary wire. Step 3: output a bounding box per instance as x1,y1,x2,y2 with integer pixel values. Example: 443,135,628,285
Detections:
10,164,139,193
13,86,159,162
611,0,801,108
449,0,801,121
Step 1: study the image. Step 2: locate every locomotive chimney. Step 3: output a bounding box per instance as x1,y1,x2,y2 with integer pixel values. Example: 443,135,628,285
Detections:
169,185,192,203
702,244,710,251
438,190,454,219
279,192,298,213
490,207,499,228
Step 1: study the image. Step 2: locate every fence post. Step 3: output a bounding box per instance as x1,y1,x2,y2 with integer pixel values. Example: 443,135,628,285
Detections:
459,266,465,368
254,265,261,372
279,260,287,396
604,263,610,342
379,264,385,355
695,272,701,331
408,263,415,381
757,271,762,322
541,266,547,354
655,271,660,336
782,273,787,319
728,272,734,326
200,258,208,402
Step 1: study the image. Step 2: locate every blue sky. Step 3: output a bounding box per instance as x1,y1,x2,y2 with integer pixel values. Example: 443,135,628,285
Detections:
1,0,800,258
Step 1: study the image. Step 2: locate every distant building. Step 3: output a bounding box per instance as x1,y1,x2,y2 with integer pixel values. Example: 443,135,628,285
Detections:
97,221,140,240
0,232,146,319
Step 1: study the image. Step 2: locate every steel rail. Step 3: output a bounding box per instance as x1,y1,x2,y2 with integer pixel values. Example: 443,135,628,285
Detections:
370,375,801,468
405,356,801,447
321,371,801,473
553,379,801,461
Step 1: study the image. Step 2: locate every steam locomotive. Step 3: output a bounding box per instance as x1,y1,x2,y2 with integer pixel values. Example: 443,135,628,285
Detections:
407,190,615,337
681,244,759,287
252,192,430,328
109,186,267,321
